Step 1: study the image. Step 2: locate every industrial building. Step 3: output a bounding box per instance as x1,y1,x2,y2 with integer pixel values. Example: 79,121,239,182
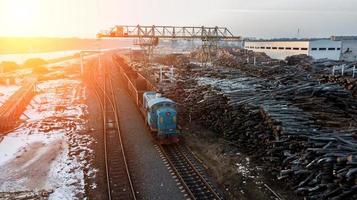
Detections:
332,36,357,62
244,39,342,60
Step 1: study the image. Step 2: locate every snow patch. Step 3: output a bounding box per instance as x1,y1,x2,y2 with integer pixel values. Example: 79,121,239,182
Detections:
0,85,21,106
0,78,95,199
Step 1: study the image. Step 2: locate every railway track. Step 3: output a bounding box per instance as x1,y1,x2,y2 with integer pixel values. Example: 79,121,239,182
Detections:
160,144,224,200
91,64,136,200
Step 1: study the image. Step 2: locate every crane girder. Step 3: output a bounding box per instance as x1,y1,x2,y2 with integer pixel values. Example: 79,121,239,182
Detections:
97,25,240,66
97,25,240,40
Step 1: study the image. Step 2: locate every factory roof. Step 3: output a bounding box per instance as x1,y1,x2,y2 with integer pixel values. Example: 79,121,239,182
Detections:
245,38,331,42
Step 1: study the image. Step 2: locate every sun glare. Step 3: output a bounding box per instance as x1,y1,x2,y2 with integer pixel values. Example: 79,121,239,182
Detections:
1,0,40,36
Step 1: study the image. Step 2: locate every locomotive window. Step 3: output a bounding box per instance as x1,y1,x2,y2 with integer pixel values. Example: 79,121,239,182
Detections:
162,103,172,107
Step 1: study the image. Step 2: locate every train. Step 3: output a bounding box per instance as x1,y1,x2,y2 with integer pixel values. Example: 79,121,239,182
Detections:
143,92,179,144
113,54,179,144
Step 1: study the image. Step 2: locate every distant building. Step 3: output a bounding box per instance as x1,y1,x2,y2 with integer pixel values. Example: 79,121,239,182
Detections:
331,36,357,62
244,39,342,60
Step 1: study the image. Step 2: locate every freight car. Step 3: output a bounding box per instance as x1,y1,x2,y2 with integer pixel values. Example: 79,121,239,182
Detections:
113,54,179,144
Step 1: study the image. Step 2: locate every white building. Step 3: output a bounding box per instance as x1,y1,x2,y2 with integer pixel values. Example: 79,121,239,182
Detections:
341,40,357,61
330,36,357,62
244,39,342,60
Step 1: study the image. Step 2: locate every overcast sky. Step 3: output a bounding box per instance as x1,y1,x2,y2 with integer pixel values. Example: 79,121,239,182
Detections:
0,0,356,38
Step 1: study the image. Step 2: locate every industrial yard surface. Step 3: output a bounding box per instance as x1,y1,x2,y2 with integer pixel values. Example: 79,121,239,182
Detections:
1,0,357,200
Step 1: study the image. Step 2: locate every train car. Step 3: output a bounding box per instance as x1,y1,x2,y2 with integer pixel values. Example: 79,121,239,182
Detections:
112,54,179,144
143,92,179,144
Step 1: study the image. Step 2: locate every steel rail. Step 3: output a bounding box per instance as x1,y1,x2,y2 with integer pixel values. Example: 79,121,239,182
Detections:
108,73,137,200
91,61,136,200
175,145,222,200
158,144,196,200
161,144,223,200
90,67,110,199
175,146,222,199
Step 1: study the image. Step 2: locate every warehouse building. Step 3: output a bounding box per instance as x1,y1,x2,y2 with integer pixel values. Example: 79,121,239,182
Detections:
244,39,342,60
332,36,357,62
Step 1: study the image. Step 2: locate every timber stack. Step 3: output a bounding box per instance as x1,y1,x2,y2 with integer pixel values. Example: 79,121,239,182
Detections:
321,75,357,97
124,48,357,200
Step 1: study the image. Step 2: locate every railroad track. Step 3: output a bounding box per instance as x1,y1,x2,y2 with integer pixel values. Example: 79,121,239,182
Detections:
160,144,224,200
91,64,136,200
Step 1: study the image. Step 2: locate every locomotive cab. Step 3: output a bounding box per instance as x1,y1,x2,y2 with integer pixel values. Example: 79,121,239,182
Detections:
156,103,177,136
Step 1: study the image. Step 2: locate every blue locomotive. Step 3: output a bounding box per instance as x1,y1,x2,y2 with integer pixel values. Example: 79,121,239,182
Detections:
143,92,179,144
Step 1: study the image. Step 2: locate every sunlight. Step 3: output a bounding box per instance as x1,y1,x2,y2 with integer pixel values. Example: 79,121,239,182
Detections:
1,0,40,36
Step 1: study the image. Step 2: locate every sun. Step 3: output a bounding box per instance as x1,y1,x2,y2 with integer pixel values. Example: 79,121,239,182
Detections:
0,0,40,36
14,4,34,20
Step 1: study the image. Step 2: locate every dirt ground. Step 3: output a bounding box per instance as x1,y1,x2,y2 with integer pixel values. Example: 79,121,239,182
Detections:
183,122,301,200
0,140,63,190
0,77,95,199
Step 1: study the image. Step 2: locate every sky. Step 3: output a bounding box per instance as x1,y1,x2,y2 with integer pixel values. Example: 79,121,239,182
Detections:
0,0,356,39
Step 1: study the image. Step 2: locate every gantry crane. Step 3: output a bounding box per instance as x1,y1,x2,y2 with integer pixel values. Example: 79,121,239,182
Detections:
97,25,241,65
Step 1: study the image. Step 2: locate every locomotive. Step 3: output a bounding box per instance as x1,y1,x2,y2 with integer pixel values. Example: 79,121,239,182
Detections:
142,92,179,144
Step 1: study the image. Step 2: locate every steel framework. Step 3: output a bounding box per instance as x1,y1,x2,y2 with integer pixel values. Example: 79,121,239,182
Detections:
97,25,240,39
97,25,241,65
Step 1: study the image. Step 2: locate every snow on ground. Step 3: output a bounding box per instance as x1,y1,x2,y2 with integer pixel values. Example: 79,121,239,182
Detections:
0,85,21,107
234,154,265,186
0,78,95,199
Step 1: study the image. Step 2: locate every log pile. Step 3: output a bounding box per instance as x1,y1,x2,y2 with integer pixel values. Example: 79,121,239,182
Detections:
159,57,357,199
286,54,314,67
123,49,357,200
213,48,281,67
321,75,357,97
169,70,357,199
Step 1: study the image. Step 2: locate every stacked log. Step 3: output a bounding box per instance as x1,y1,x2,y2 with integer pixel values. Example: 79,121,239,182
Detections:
213,48,281,67
161,63,357,200
286,54,314,67
121,50,357,200
321,75,357,97
188,76,357,199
